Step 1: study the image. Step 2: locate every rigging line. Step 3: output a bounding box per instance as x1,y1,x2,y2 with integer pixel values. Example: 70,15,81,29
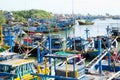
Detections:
101,38,107,49
108,71,120,80
101,36,118,50
24,38,47,58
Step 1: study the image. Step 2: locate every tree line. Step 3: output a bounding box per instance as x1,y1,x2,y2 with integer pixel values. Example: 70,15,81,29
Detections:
0,9,52,25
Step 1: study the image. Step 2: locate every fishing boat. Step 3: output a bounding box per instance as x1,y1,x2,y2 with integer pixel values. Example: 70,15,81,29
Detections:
112,16,120,20
23,22,60,33
15,33,63,56
78,20,94,25
111,27,120,36
57,18,74,30
12,32,44,56
0,25,19,61
111,27,120,42
0,58,37,80
21,32,44,50
38,51,86,80
0,26,10,50
88,36,118,59
66,36,97,59
95,59,120,72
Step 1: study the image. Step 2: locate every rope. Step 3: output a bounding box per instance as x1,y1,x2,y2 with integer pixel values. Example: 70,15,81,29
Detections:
101,38,107,49
108,71,120,80
101,36,118,49
23,38,47,58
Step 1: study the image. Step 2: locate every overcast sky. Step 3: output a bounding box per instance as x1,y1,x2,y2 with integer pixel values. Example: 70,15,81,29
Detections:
0,0,120,15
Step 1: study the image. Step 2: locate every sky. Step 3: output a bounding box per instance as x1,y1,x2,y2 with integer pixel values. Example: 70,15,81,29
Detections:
0,0,120,15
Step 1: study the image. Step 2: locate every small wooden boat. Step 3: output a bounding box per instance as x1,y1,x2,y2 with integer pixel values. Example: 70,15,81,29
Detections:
78,20,94,25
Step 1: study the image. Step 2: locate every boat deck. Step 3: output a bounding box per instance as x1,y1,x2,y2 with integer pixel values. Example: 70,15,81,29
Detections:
0,51,17,56
86,71,115,80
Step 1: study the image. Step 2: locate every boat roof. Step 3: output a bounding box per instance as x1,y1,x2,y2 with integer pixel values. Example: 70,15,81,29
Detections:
0,51,17,57
0,50,17,56
0,59,35,67
51,35,62,39
45,51,77,60
33,33,42,36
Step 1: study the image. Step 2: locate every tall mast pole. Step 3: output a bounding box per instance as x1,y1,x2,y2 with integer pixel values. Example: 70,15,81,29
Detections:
72,0,74,15
72,0,76,51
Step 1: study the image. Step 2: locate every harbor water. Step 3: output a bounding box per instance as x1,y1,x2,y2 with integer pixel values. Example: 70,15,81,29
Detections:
54,18,120,39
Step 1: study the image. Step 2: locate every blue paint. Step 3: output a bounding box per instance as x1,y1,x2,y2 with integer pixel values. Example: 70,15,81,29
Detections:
48,35,52,75
3,29,14,52
37,46,41,63
0,72,17,77
107,39,111,66
106,26,111,36
84,28,89,40
9,30,13,52
98,38,102,75
37,35,52,64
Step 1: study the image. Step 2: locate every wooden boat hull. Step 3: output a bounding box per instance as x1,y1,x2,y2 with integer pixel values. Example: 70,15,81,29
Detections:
78,21,94,25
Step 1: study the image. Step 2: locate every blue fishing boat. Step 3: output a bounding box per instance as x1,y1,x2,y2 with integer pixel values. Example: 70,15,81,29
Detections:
111,27,120,42
13,32,45,56
88,36,118,59
66,36,96,59
23,33,44,47
23,22,60,33
111,27,120,36
0,58,38,80
57,18,74,30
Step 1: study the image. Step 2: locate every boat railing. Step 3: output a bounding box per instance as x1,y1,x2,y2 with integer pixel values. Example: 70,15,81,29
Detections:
86,49,109,69
107,71,120,80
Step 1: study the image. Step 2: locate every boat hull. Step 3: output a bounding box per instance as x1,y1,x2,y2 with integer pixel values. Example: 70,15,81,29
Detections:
87,50,98,59
78,21,94,25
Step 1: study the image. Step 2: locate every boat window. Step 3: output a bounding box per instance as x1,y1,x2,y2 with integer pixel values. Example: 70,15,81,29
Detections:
24,64,30,71
0,66,10,72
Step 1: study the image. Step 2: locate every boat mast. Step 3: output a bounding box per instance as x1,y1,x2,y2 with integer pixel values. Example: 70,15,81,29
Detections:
72,0,74,15
72,0,76,51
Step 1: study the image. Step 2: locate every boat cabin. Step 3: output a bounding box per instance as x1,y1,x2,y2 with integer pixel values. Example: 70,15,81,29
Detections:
0,59,36,80
0,52,18,61
40,52,85,80
111,27,120,36
51,35,63,51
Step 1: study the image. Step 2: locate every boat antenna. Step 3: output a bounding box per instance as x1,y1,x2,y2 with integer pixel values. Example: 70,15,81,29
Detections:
72,0,74,15
26,0,31,54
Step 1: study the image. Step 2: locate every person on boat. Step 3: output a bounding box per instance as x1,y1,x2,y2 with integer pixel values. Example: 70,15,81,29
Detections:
76,54,82,62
